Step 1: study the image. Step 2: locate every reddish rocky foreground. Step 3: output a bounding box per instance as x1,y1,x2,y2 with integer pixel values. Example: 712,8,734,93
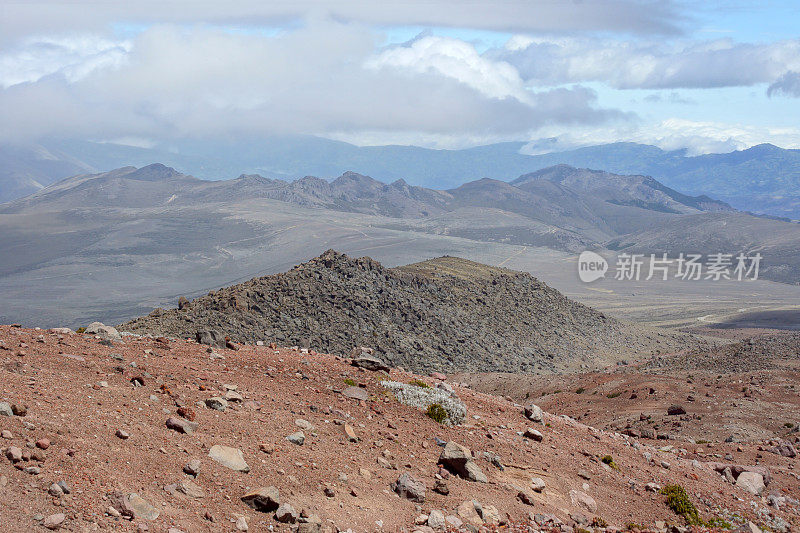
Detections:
0,324,798,532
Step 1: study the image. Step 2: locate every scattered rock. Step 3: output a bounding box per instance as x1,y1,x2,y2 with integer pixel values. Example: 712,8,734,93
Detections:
524,403,544,423
0,402,13,417
524,428,543,441
110,492,160,520
184,459,201,476
392,473,426,502
667,405,686,416
736,471,766,496
115,429,129,440
241,486,280,512
569,489,597,513
351,354,390,372
43,513,65,530
286,431,305,445
208,445,250,472
85,322,122,342
166,417,198,434
341,386,369,401
205,397,228,411
275,502,298,523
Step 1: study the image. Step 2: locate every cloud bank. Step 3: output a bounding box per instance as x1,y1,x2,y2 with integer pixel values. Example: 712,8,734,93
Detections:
0,21,624,143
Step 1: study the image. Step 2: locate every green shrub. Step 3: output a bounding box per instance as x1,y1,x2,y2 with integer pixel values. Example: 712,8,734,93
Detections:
706,517,732,529
784,422,795,428
76,327,86,334
661,484,702,525
343,378,356,386
601,455,619,470
408,379,430,388
591,517,608,528
606,391,622,398
575,387,586,394
426,403,447,424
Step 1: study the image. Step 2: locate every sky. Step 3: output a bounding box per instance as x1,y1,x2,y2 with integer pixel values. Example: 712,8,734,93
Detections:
1,1,799,154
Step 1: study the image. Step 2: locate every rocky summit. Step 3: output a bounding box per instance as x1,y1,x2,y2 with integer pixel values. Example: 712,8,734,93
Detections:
121,250,695,374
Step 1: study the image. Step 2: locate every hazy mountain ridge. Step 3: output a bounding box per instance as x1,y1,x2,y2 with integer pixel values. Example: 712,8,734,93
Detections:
2,137,799,218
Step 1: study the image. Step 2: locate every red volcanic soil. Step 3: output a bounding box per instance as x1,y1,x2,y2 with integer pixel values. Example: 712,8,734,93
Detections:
1,324,798,532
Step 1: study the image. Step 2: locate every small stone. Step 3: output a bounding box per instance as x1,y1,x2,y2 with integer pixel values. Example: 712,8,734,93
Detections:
1,429,12,438
6,446,22,462
236,516,249,531
530,477,546,493
56,480,71,494
10,403,27,416
43,513,66,530
343,423,358,442
0,402,13,417
208,445,250,472
342,386,369,401
36,438,50,450
205,397,228,411
165,417,198,434
736,471,765,496
177,479,205,498
392,473,426,503
524,403,544,423
286,431,305,445
184,459,201,476
432,479,449,495
48,483,64,497
428,509,446,529
115,429,129,440
275,502,298,523
569,489,597,513
224,390,244,402
667,405,686,416
524,428,544,441
351,355,390,372
241,486,280,512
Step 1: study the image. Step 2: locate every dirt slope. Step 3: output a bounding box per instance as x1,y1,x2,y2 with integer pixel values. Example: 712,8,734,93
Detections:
1,325,798,532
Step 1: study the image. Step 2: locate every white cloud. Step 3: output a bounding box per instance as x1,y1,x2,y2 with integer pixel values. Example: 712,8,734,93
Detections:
0,35,131,89
0,1,683,44
768,71,800,98
0,21,624,143
491,36,800,90
366,36,529,102
523,118,800,156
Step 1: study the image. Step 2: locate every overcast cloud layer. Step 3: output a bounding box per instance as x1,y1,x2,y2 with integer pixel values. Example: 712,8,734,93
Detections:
1,1,799,153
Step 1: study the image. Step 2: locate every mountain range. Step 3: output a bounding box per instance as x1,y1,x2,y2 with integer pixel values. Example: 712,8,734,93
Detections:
1,161,799,327
2,137,799,219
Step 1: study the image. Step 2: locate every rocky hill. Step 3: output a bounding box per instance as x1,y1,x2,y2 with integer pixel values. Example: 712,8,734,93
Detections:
121,251,696,374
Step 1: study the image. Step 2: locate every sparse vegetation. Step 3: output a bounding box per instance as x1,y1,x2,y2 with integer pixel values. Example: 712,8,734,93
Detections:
591,517,608,528
575,387,586,394
426,403,447,424
601,455,619,470
343,378,356,386
784,422,795,428
606,391,622,398
661,484,702,525
76,327,86,334
408,379,430,388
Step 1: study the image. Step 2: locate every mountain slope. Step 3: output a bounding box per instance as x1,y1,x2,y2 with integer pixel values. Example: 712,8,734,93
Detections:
2,138,799,218
121,251,698,374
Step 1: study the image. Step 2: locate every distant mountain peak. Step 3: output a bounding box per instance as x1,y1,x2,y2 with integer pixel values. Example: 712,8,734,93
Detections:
125,163,183,181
